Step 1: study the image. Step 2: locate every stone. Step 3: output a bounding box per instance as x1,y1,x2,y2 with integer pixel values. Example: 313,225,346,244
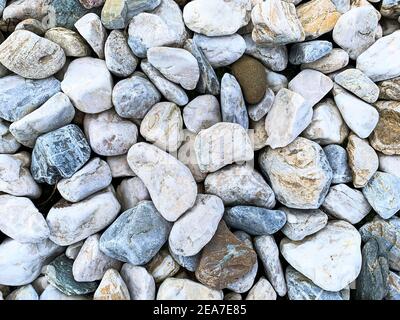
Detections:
94,269,130,300
80,0,105,9
322,184,371,224
9,92,76,148
183,95,221,134
225,293,242,300
362,172,400,219
251,0,305,45
360,216,400,271
61,57,113,114
6,285,38,300
0,30,65,79
15,19,46,36
370,101,400,155
333,84,379,139
47,188,121,246
147,249,180,283
126,0,161,17
140,102,183,152
183,0,251,37
112,73,161,120
301,48,349,74
286,266,350,300
347,134,379,188
280,207,328,241
157,278,223,300
381,0,400,19
84,109,138,156
72,234,121,282
116,177,150,211
169,194,224,257
170,251,200,273
193,33,246,68
265,88,311,149
323,144,352,184
0,195,49,244
205,164,276,208
297,0,341,39
127,143,197,221
0,75,60,122
303,99,349,145
289,40,332,65
105,30,138,77
0,120,20,154
357,31,400,82
66,242,83,260
220,74,249,129
386,271,400,300
246,277,277,300
75,13,106,59
379,154,400,178
250,117,268,151
141,60,189,106
281,221,362,292
248,88,274,122
334,68,379,103
378,76,400,101
195,221,257,290
40,285,88,300
120,264,156,300
45,27,91,57
0,238,62,286
356,238,389,300
265,69,288,92
224,206,286,236
31,124,91,185
106,155,135,178
99,201,172,265
101,0,128,30
259,137,333,209
243,34,288,72
147,47,200,91
0,152,42,199
44,255,98,295
288,69,333,109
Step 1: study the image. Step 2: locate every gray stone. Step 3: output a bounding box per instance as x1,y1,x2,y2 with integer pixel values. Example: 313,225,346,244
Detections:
289,41,333,65
106,154,135,178
170,251,200,273
224,206,286,236
39,285,88,300
301,48,349,74
126,0,161,18
6,285,38,300
15,19,45,36
323,144,352,184
0,75,60,122
99,201,172,265
248,88,275,122
120,264,156,300
116,177,150,211
265,69,288,93
31,125,91,185
386,271,400,300
0,120,20,154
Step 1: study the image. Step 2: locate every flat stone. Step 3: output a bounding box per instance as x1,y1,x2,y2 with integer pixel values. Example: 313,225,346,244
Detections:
386,271,400,300
370,101,400,155
45,27,91,57
127,143,197,221
99,201,172,265
248,88,274,122
220,74,249,129
147,249,180,283
140,102,183,152
6,285,38,300
101,0,128,30
205,164,276,208
280,207,328,241
0,238,62,286
61,57,113,114
378,76,400,101
0,30,65,79
0,120,20,154
251,0,305,45
289,40,332,65
246,277,277,300
224,206,286,236
31,124,91,185
9,92,76,148
94,269,130,300
75,13,106,59
0,195,49,244
323,144,352,184
106,154,135,178
120,264,156,300
379,154,400,178
47,188,121,246
116,177,150,211
334,68,379,103
301,48,349,74
157,278,223,300
259,137,333,209
347,134,379,188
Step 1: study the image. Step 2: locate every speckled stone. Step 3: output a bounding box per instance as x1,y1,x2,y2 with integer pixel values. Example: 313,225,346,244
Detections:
378,76,400,101
101,0,128,30
94,268,130,300
45,27,91,57
31,125,91,185
99,201,172,265
323,144,352,184
15,19,45,36
289,41,332,65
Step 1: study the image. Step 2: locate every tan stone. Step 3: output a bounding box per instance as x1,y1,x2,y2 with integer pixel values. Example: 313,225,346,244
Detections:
94,269,130,300
378,76,400,101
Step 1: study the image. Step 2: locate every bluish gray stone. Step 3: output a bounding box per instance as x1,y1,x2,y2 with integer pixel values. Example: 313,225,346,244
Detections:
99,201,172,265
112,73,161,120
0,0,5,16
289,40,333,65
224,206,286,236
286,266,350,300
44,255,98,296
170,250,200,272
126,0,161,18
31,124,91,185
356,238,389,300
362,172,400,219
184,39,220,96
248,88,275,122
221,73,249,129
0,75,61,122
323,144,352,184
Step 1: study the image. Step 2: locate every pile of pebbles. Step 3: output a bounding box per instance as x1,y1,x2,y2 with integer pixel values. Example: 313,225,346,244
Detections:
0,0,399,301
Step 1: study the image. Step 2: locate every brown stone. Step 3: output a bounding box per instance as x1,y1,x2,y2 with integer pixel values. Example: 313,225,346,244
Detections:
231,55,267,105
378,77,400,101
370,101,400,155
195,221,257,290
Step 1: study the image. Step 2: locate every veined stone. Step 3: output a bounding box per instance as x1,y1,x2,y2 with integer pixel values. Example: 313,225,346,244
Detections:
323,144,352,184
40,285,88,300
75,13,107,59
45,27,91,57
289,40,332,65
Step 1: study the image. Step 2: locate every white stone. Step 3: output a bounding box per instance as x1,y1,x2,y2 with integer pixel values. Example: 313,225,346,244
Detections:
246,277,277,300
250,117,268,151
248,88,275,122
0,120,20,154
106,155,135,178
265,69,288,93
65,241,83,260
94,269,130,300
157,278,223,300
6,285,38,300
379,154,400,178
75,13,107,59
120,264,156,300
147,249,181,283
116,177,150,211
32,276,49,295
301,48,349,74
40,285,88,300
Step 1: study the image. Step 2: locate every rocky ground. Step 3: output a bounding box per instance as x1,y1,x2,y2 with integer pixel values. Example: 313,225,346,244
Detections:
0,0,399,301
